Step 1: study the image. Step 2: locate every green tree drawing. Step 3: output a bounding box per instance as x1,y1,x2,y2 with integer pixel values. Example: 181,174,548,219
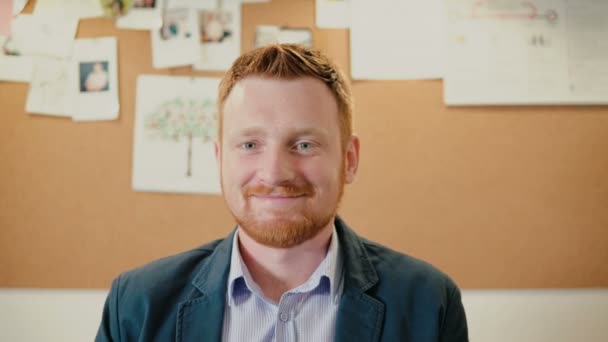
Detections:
144,97,217,177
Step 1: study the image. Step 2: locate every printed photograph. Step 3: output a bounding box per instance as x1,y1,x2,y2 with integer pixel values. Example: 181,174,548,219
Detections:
79,61,109,92
198,9,233,43
101,0,129,17
159,8,192,40
133,0,155,8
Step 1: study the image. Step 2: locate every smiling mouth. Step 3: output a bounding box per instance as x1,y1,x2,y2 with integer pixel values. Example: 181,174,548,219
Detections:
250,194,307,205
252,194,306,199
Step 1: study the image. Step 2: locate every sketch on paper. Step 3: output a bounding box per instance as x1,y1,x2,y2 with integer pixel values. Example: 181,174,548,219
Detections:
132,75,221,195
144,97,217,177
26,57,71,116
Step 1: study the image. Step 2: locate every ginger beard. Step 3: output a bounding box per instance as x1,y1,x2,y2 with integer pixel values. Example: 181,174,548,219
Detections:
222,160,346,249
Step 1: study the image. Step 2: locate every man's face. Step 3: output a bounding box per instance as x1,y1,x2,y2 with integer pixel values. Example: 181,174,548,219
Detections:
217,76,358,248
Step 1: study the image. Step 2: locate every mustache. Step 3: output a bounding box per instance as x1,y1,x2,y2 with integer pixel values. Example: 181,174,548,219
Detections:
244,182,314,197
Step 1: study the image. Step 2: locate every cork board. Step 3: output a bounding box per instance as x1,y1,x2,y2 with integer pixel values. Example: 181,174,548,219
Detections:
1,0,607,289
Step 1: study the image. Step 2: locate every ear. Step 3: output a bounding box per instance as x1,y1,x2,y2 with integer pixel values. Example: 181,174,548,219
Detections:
344,135,360,184
214,140,221,172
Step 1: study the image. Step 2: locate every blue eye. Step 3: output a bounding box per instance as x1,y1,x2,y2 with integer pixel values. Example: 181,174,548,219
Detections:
298,142,312,150
295,142,316,152
242,142,256,150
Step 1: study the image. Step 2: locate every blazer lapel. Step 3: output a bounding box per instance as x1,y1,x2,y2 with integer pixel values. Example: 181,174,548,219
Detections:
334,217,385,342
334,288,385,342
176,231,235,342
176,292,225,342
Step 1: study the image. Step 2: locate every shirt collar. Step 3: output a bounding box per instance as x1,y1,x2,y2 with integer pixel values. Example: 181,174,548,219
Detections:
226,224,343,306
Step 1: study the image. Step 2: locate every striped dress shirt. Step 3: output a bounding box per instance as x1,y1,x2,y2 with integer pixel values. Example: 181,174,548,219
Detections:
221,226,344,342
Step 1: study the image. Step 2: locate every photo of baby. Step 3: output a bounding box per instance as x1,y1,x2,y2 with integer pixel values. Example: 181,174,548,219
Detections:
79,61,109,92
198,9,233,43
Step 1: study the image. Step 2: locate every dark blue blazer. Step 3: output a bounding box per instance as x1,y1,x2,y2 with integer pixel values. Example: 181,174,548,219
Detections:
96,217,468,341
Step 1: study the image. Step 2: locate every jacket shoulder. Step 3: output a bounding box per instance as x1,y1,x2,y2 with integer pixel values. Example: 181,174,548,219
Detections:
116,238,224,297
361,238,459,292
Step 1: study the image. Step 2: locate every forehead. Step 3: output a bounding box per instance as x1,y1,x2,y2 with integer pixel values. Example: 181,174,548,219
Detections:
222,76,339,136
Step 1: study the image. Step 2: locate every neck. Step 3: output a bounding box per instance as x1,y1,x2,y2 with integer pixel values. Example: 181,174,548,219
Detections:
237,221,334,303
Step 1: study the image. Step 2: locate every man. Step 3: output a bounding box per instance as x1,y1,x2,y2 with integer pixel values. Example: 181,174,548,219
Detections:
96,44,468,341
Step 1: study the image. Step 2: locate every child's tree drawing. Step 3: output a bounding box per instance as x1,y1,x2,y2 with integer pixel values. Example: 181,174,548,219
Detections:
144,97,217,177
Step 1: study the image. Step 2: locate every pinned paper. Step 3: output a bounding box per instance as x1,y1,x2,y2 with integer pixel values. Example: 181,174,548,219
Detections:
444,0,608,105
69,37,119,121
13,0,29,16
255,25,312,48
191,0,241,71
116,0,163,29
316,0,350,29
34,0,103,19
132,75,221,194
26,56,72,117
15,14,78,59
151,7,199,68
350,0,444,80
0,16,32,82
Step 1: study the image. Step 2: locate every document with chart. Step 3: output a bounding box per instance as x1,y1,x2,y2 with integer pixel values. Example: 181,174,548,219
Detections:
444,0,608,105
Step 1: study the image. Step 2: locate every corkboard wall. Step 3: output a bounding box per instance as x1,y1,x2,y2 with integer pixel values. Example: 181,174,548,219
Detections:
1,0,607,289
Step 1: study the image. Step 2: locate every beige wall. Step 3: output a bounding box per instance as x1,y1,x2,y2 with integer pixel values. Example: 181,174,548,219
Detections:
0,289,607,341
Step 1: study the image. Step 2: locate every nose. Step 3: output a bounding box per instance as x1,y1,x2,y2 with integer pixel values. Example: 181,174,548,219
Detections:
257,144,295,186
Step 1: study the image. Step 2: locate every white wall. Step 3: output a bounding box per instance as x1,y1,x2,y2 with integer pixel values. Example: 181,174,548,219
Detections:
1,289,607,341
463,289,608,342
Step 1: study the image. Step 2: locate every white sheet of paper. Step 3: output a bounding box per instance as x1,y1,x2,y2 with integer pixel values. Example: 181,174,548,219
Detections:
181,0,241,71
255,25,312,48
116,0,163,30
316,0,350,29
350,0,444,80
69,37,119,121
132,75,221,195
0,51,32,82
13,0,28,16
278,28,313,47
15,14,78,59
0,16,32,82
444,0,608,105
151,7,199,68
34,0,103,19
26,56,72,116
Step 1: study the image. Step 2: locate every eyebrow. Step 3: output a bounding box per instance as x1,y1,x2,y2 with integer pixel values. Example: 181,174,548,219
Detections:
231,127,267,138
230,127,328,139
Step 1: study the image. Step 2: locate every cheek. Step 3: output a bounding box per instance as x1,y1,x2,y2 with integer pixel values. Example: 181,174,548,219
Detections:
301,159,342,189
222,155,255,188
